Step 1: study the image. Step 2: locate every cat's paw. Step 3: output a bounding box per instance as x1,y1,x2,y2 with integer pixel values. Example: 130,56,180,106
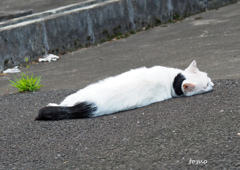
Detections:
47,103,59,107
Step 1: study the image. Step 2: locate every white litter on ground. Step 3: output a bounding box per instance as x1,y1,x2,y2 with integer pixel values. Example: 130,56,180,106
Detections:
38,54,59,62
3,66,21,73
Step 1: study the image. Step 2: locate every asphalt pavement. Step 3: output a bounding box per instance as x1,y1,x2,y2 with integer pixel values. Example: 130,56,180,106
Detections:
0,1,240,170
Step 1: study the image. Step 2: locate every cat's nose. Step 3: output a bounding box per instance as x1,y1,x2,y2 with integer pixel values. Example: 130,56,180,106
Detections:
211,82,214,86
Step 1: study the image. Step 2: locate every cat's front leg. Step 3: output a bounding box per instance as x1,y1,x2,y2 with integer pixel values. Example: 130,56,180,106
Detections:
47,103,60,107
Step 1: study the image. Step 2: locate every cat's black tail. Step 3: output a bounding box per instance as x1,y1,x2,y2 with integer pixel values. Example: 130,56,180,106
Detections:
35,102,97,121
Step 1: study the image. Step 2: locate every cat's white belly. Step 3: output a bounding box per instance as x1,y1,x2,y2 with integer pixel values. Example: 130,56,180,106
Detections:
60,85,172,117
92,87,172,117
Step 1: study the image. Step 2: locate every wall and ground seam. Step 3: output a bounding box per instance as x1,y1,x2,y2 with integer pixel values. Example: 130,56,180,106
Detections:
0,0,237,71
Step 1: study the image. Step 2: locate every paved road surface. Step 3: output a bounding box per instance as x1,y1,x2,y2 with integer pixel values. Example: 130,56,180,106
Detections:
0,2,240,170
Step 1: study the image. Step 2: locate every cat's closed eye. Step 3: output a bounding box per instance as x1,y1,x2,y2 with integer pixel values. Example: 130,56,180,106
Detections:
204,82,209,89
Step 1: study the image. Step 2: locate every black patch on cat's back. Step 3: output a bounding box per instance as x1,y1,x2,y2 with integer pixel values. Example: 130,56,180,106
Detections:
173,73,186,96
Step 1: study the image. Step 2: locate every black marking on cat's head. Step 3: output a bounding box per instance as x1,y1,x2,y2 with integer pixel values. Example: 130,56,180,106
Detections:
173,73,186,96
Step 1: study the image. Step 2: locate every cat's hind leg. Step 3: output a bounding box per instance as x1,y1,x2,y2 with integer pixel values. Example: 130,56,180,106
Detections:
47,103,60,107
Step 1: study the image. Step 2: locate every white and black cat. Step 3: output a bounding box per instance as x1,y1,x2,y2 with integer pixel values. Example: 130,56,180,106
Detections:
35,60,214,121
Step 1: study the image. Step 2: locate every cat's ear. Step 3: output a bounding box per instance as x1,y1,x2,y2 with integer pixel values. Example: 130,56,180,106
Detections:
183,83,196,92
185,60,199,73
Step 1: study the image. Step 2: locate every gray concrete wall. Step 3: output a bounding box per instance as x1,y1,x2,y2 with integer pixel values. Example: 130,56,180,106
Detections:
0,0,238,71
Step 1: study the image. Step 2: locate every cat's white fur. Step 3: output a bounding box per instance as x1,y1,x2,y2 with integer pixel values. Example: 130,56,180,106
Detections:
47,60,214,117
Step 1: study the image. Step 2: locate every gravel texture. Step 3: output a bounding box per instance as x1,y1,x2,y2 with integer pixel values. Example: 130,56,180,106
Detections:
0,79,239,169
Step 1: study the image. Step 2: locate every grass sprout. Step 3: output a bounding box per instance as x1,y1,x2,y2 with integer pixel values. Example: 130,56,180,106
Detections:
9,73,43,92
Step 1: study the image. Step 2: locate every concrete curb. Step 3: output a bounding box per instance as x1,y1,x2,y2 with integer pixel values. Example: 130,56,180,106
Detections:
0,0,237,71
0,0,108,28
0,10,33,22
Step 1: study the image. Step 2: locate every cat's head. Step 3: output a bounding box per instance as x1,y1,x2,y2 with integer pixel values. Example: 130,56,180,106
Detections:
182,60,214,96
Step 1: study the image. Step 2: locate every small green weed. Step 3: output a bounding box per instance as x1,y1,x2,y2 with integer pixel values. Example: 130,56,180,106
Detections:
130,30,136,34
9,57,44,92
9,73,43,92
